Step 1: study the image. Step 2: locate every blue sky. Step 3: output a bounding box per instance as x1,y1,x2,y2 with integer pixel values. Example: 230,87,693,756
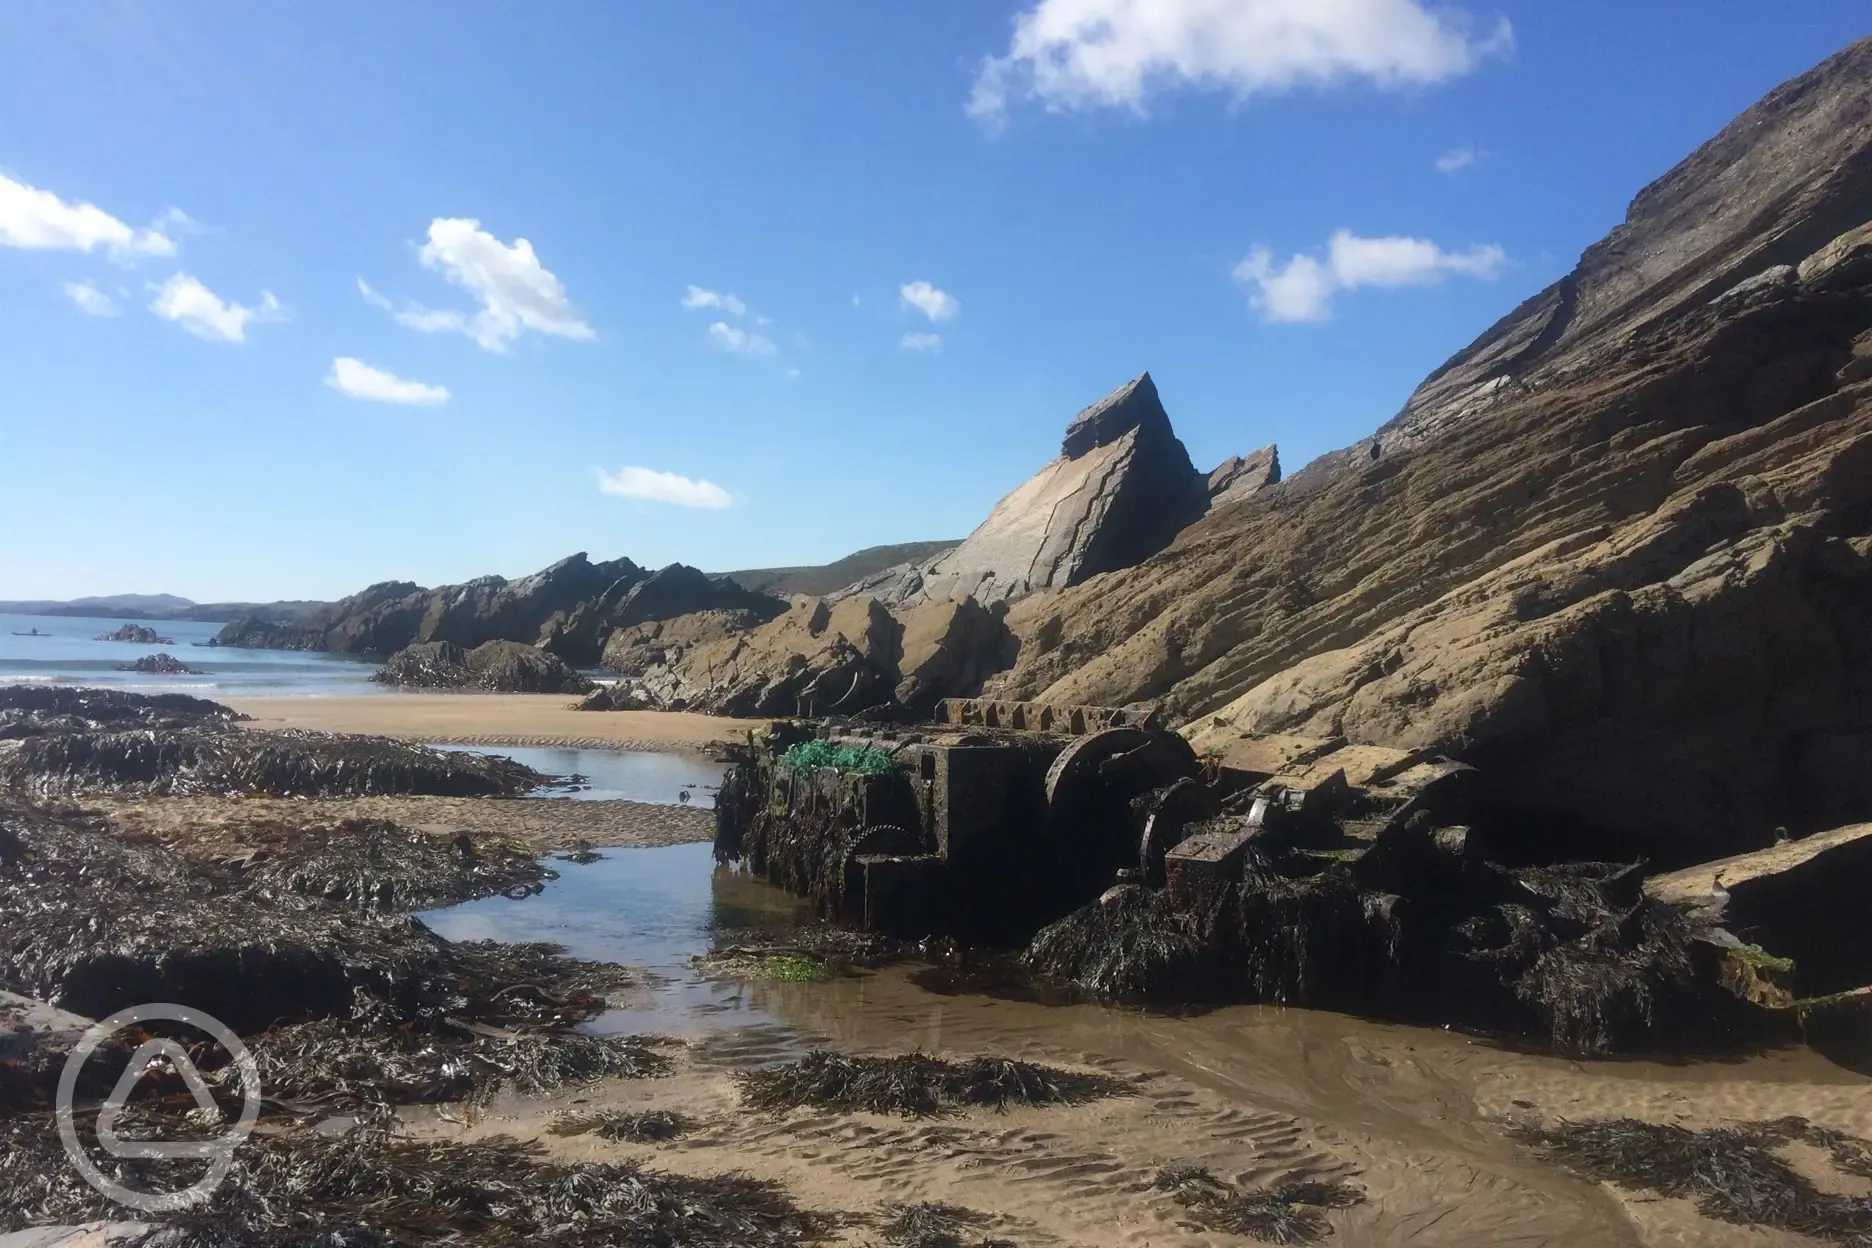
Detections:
2,2,1866,602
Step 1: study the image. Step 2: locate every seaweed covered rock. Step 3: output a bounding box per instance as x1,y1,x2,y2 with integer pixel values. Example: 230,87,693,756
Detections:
372,639,594,694
94,623,171,645
0,684,243,740
119,652,200,676
0,726,543,798
1025,832,1736,1056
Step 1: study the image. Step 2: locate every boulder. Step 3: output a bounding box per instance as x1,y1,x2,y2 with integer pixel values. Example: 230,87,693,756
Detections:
94,623,171,645
987,35,1872,859
372,640,594,694
842,374,1210,608
119,652,200,675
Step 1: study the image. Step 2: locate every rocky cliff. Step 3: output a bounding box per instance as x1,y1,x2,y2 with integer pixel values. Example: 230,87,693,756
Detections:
214,554,783,666
985,36,1872,859
842,374,1215,607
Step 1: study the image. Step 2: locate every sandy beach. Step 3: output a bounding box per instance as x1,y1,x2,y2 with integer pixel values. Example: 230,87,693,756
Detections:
223,693,768,754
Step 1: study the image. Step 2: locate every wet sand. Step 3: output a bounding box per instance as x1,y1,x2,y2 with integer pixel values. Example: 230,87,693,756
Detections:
87,792,715,854
222,693,766,755
411,965,1872,1248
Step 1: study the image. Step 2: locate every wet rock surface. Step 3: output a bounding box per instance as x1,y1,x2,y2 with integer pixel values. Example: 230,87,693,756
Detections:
373,639,595,694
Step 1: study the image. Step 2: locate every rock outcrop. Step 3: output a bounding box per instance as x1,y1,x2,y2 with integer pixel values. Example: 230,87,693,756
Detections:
1206,445,1281,509
986,35,1872,860
843,374,1211,608
120,653,200,675
214,555,787,668
372,640,594,694
592,594,1013,719
95,624,171,645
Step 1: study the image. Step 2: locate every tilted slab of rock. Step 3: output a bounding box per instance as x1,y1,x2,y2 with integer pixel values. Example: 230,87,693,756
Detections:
1206,444,1281,510
843,373,1211,607
990,36,1872,856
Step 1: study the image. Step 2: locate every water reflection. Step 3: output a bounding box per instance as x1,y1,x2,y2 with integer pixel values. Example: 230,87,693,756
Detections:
418,842,815,1036
428,744,723,806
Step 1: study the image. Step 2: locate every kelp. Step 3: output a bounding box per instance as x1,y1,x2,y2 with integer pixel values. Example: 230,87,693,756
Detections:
0,805,632,1035
240,1012,672,1115
0,1113,831,1245
0,726,543,799
1153,1165,1364,1245
550,1107,694,1143
0,683,242,740
1024,835,1731,1056
1023,884,1215,1002
736,1050,1128,1118
877,1201,1009,1248
196,819,552,913
1512,1116,1872,1243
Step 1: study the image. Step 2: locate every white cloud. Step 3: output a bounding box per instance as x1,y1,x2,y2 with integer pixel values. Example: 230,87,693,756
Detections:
968,0,1511,130
148,272,284,342
901,332,943,352
0,172,177,259
1434,145,1481,173
1233,229,1505,323
596,466,732,509
900,280,960,322
325,357,449,406
62,280,120,317
681,285,748,316
708,321,777,356
412,217,593,352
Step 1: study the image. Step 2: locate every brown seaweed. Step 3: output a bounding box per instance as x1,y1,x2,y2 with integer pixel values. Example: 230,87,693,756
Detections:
737,1050,1128,1118
1153,1165,1364,1245
1,725,543,799
1513,1116,1872,1243
549,1107,695,1142
1,1112,831,1245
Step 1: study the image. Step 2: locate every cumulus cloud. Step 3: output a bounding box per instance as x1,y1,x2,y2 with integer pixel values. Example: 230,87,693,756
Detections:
62,280,120,316
596,466,732,509
358,275,469,333
900,332,943,352
325,357,449,405
1233,229,1505,323
399,218,593,352
148,272,284,342
0,172,177,259
900,280,960,322
681,285,748,316
708,321,777,356
1435,145,1481,173
968,0,1511,130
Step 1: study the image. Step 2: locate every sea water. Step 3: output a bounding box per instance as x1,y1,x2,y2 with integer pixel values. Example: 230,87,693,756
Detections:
0,610,381,697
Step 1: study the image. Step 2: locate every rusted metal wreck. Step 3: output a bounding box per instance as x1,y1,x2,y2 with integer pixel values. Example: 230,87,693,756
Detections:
715,698,1872,1062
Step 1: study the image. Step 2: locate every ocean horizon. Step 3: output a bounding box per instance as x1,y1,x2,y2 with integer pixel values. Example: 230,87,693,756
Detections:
0,610,383,698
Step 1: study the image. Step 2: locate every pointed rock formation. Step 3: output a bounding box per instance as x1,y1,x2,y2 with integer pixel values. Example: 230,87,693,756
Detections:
843,373,1211,607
